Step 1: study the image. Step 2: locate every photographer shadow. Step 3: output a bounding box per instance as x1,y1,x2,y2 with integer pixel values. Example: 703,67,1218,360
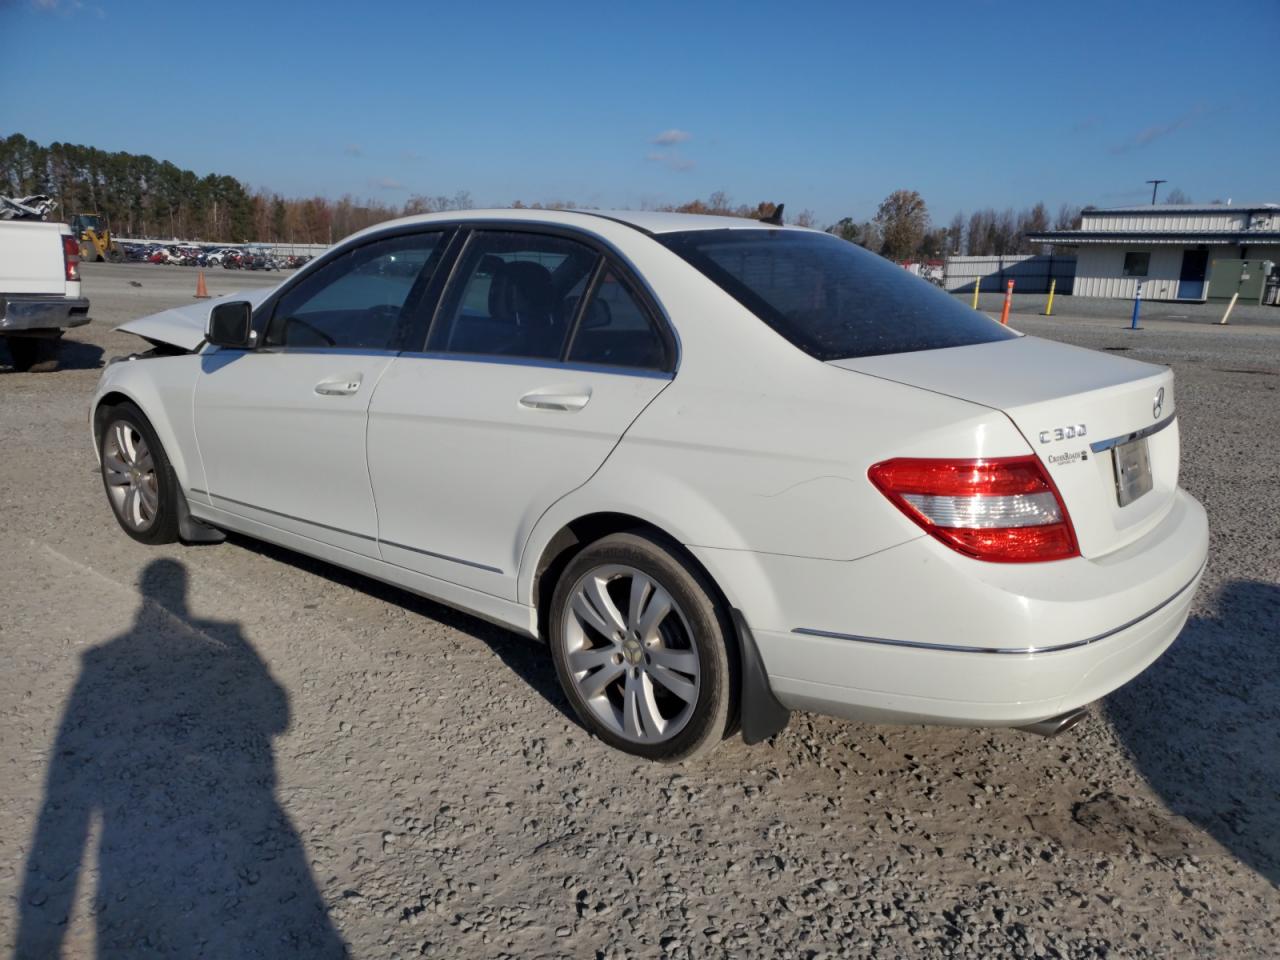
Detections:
16,558,347,958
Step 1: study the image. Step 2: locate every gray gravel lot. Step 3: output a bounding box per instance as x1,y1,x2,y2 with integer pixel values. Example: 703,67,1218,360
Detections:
2,262,1278,958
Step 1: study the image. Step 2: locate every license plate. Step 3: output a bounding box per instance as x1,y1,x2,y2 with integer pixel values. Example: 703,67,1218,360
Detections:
1112,437,1153,507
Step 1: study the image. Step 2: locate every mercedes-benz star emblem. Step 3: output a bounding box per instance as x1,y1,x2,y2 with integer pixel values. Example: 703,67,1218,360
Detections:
1153,386,1165,420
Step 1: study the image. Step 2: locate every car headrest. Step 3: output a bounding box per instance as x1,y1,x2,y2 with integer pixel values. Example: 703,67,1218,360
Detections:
488,260,555,327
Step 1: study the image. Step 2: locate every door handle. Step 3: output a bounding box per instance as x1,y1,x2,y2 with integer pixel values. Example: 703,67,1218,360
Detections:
519,390,591,412
315,377,362,397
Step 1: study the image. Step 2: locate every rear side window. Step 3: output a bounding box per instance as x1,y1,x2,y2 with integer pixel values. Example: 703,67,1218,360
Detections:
567,269,667,371
659,229,1017,361
428,231,599,360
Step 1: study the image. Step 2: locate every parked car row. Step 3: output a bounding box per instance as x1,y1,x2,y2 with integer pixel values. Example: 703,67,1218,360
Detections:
117,243,312,272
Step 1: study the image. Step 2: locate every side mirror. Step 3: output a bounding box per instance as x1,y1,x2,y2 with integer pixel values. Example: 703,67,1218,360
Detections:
206,301,256,349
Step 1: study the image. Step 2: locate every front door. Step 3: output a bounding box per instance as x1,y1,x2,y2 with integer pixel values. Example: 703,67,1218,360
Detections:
1177,249,1209,300
193,230,448,556
366,229,675,598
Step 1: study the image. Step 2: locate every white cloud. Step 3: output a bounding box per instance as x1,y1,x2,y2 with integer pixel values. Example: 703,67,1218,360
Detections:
651,128,692,146
371,177,404,190
28,0,105,15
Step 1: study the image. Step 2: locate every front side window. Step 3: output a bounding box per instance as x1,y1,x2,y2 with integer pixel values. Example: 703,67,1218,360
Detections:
1122,251,1150,277
659,229,1018,361
428,231,600,360
265,232,443,349
567,269,668,370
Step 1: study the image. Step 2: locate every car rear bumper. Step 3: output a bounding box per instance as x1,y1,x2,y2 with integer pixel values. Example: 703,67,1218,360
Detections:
1,295,91,333
692,486,1209,728
754,561,1202,726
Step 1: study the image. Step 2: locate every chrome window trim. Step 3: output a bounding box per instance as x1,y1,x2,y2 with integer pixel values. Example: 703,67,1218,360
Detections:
792,561,1204,656
392,350,675,381
1088,412,1176,454
257,217,683,373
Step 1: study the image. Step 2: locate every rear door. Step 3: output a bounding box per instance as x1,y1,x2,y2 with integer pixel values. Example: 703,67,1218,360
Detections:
366,228,674,598
193,230,449,557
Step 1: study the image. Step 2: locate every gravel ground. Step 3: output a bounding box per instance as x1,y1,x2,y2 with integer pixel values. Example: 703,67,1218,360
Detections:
2,262,1277,958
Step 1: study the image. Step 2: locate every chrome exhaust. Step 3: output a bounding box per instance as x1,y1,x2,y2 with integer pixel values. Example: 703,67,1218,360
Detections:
1018,706,1089,737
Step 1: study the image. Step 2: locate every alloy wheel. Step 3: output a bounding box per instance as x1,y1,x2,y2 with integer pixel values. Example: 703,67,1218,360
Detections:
102,421,159,532
561,564,701,744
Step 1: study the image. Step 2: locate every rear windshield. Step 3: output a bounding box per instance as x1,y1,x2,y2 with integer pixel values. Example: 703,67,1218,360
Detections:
658,229,1017,361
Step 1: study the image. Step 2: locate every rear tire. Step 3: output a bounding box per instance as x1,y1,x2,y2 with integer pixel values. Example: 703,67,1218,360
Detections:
98,402,181,545
549,531,737,762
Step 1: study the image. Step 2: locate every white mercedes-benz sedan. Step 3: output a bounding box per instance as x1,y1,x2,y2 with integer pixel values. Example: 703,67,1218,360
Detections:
91,209,1208,761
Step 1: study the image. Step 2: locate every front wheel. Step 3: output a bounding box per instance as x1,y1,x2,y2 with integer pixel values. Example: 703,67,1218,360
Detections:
549,531,737,762
99,402,180,544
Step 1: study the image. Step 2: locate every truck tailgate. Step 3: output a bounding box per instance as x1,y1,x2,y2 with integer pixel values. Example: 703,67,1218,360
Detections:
0,222,67,294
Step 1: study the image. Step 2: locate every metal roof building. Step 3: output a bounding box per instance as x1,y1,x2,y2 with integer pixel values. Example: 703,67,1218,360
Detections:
1027,203,1280,302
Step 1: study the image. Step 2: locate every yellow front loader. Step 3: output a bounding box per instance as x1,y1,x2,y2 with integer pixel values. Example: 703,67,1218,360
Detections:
70,213,124,263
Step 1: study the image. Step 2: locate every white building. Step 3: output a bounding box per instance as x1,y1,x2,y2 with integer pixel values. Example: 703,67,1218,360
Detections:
1028,203,1280,302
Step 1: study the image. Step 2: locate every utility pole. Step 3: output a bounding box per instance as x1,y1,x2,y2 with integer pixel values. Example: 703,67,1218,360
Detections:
1146,179,1167,204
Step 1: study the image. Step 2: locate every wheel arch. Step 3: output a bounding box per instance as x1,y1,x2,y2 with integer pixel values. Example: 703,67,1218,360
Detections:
91,384,196,493
525,509,755,645
526,509,792,744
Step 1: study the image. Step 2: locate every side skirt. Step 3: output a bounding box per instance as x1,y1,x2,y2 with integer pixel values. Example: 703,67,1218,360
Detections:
190,502,539,638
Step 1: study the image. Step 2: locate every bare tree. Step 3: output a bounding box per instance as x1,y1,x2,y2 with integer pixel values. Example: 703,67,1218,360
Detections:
967,209,996,256
947,212,965,256
1164,187,1192,204
1053,203,1082,230
1017,202,1050,253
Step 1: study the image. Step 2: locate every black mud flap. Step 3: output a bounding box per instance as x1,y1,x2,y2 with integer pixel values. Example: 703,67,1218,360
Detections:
733,609,791,745
177,492,226,544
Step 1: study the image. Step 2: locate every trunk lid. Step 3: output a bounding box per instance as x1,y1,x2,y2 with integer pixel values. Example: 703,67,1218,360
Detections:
831,335,1179,559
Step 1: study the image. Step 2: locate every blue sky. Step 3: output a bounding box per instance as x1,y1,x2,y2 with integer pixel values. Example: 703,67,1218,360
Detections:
2,0,1277,225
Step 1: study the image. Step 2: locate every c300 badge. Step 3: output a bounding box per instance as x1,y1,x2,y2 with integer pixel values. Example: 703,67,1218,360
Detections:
1038,424,1087,444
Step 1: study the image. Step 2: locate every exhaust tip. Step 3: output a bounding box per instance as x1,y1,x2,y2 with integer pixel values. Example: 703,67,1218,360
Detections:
1018,706,1089,738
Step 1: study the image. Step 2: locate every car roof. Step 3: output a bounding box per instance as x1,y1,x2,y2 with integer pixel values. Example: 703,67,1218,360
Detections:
351,207,810,240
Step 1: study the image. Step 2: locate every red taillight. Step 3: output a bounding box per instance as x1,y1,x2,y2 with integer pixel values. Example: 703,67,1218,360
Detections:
868,456,1079,563
62,234,80,281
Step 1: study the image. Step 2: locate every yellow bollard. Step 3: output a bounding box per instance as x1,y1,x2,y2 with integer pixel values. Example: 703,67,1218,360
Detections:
971,281,980,310
1043,278,1056,316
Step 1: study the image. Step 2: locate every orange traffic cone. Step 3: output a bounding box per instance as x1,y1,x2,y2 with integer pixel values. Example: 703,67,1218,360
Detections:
194,270,210,299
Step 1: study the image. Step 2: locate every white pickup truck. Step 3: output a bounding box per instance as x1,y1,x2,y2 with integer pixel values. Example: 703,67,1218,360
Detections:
0,220,91,371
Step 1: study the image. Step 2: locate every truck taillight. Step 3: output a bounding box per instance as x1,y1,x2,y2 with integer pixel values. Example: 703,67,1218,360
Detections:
868,456,1079,563
62,235,80,281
